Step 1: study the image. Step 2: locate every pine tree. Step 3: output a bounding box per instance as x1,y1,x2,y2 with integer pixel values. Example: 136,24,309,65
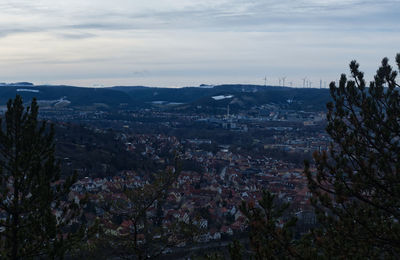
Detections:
305,53,400,258
239,191,301,260
98,164,196,259
0,96,86,259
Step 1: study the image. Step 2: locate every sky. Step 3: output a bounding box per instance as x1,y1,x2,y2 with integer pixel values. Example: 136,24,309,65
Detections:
0,0,399,88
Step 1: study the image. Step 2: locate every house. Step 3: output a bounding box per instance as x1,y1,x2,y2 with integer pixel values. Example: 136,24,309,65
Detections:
220,226,233,236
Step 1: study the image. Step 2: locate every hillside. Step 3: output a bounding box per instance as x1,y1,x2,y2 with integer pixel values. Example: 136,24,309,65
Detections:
113,84,331,112
0,83,331,112
0,84,135,109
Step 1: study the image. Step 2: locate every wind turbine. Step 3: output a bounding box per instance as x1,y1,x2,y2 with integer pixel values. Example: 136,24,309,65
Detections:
302,77,307,88
282,76,286,87
264,76,267,86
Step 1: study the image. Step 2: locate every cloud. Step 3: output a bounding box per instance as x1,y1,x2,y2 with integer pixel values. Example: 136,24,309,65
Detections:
54,32,97,39
2,0,399,34
0,0,397,40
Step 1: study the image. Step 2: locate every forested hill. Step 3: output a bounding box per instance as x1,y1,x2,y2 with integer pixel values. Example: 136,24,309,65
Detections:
0,83,331,112
0,84,135,109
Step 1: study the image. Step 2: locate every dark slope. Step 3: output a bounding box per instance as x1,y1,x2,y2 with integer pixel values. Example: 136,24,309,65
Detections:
111,86,218,103
0,83,331,112
0,85,136,108
111,84,331,111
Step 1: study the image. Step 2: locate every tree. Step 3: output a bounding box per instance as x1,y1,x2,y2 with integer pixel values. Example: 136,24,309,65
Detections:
98,165,197,259
305,53,400,258
0,96,86,259
239,191,301,260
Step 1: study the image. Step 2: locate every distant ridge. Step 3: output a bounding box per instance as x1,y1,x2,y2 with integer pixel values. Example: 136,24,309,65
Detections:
0,82,34,86
0,83,331,112
0,84,134,109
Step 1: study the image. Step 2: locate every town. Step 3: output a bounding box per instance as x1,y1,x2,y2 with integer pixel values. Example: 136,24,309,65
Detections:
0,84,331,256
32,94,329,256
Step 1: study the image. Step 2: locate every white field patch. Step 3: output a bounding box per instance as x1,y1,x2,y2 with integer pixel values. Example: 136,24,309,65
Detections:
17,89,39,93
212,95,233,101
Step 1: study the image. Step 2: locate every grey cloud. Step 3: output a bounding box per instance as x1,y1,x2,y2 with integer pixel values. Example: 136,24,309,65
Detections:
2,0,399,35
110,0,400,32
131,70,150,77
66,23,130,30
55,32,97,39
0,27,42,38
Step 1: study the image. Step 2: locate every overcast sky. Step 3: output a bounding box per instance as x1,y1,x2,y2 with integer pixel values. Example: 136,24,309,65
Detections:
0,0,399,87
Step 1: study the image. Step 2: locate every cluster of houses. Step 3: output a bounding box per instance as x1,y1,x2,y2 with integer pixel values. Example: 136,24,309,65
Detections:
68,132,319,245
